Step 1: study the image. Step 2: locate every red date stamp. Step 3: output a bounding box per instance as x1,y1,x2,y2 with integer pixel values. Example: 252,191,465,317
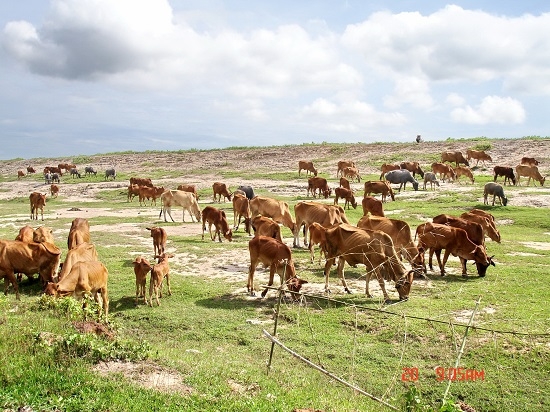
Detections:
401,367,419,382
435,367,484,382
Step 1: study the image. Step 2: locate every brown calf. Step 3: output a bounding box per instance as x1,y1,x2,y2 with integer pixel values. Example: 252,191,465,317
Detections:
149,253,174,307
133,256,152,305
212,182,232,202
201,206,233,242
146,226,167,255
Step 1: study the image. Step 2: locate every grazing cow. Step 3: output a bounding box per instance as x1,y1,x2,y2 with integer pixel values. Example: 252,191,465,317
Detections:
379,163,400,180
44,260,109,317
48,166,63,176
307,176,332,198
515,164,546,186
454,166,475,184
127,184,141,202
339,177,351,190
50,184,59,198
441,151,469,167
138,186,165,206
232,193,251,234
105,168,116,180
247,236,306,298
322,224,414,301
521,157,540,166
146,227,167,255
431,162,456,182
460,211,501,243
250,196,296,239
212,182,232,202
0,240,61,297
337,160,356,178
307,222,328,263
58,242,98,282
361,196,385,217
130,177,153,187
357,216,422,270
423,172,440,190
57,163,74,173
484,183,508,206
29,192,46,221
237,185,255,200
364,181,395,202
298,160,318,177
50,173,60,184
384,169,419,191
294,201,349,248
26,166,36,174
69,168,82,178
84,166,97,177
17,170,25,180
159,190,202,222
133,256,152,305
149,253,174,307
251,215,282,242
201,206,233,242
44,173,52,184
416,222,493,277
493,166,516,186
400,161,424,178
177,184,200,200
342,166,361,182
466,149,492,167
333,187,357,209
67,218,91,250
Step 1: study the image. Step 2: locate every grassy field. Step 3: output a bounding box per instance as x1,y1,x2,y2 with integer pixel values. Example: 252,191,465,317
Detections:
0,140,549,412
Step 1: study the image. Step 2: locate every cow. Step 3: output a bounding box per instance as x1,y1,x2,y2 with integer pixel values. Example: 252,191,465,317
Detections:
50,184,59,198
356,215,422,272
250,196,296,240
58,242,98,282
212,182,232,202
337,160,356,178
361,196,385,217
127,184,141,202
307,176,331,198
138,186,166,206
68,218,91,250
133,256,152,306
431,162,456,182
521,157,540,166
307,222,328,263
460,211,501,243
294,201,349,248
333,187,357,209
298,160,318,177
149,253,174,307
384,169,419,191
247,236,307,299
454,166,475,184
237,185,255,200
159,190,202,223
415,222,493,277
493,166,516,186
13,226,54,282
105,168,116,180
484,183,508,206
342,166,361,183
84,166,97,177
177,184,200,200
26,166,36,174
322,224,414,301
69,168,82,178
57,163,74,173
29,192,46,221
339,177,351,191
400,161,424,178
466,149,492,167
44,260,109,317
201,206,233,242
364,181,395,202
441,151,469,167
146,227,167,255
50,173,60,184
232,193,252,234
130,177,153,187
251,215,282,242
44,173,52,184
48,166,63,176
515,164,546,186
0,240,61,297
17,170,25,180
423,172,440,190
379,163,400,180
15,225,35,243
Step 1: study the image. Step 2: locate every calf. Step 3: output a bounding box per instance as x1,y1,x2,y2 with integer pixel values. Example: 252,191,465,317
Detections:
333,187,357,209
70,168,82,178
27,166,36,174
461,210,501,243
339,177,351,190
84,166,97,177
493,166,516,185
132,256,152,305
232,193,251,234
342,166,361,182
361,196,385,217
201,206,233,242
307,177,331,198
212,182,232,202
139,186,165,206
521,157,540,166
379,163,400,180
130,177,153,187
466,149,492,167
127,184,141,202
146,227,167,255
364,181,395,202
68,218,91,250
29,192,46,221
50,184,59,198
337,160,356,178
423,172,440,190
17,170,25,180
177,184,200,200
516,164,546,186
252,215,282,242
454,166,475,184
484,182,508,206
431,162,456,182
307,222,328,263
298,160,318,177
149,253,174,307
400,161,424,178
441,151,469,167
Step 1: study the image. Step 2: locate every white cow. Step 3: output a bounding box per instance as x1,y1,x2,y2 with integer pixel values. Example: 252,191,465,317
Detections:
159,190,202,222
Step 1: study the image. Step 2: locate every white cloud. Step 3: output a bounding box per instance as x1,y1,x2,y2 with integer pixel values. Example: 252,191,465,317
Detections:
445,93,465,107
450,96,526,124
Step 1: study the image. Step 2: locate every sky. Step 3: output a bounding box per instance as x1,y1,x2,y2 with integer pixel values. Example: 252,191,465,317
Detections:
1,1,550,160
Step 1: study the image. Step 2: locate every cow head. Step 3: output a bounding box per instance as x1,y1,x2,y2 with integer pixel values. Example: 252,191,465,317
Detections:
475,255,496,277
44,282,59,297
286,277,308,300
412,181,419,191
223,229,233,242
502,196,508,206
395,270,414,300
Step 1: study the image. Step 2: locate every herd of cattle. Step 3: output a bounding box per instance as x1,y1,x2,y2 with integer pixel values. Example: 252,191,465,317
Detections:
3,148,543,314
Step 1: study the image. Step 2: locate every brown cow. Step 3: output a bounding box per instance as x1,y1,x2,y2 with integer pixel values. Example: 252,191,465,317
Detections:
466,149,492,167
127,184,141,202
333,187,357,209
29,192,46,221
250,196,296,240
342,166,361,182
27,166,36,174
294,201,349,248
201,206,233,242
379,163,400,180
159,190,202,222
33,226,55,244
133,256,152,305
149,253,174,307
441,151,469,167
339,177,351,190
247,236,307,298
415,222,493,277
322,223,414,301
251,215,282,242
307,176,332,198
232,193,251,234
146,227,167,255
68,218,91,250
50,184,59,198
453,166,475,184
307,222,328,263
298,160,318,177
363,181,395,202
337,160,356,178
515,164,546,186
45,260,109,317
15,225,34,243
212,182,232,202
58,242,98,283
130,177,153,187
139,186,165,206
400,161,424,178
493,166,516,186
361,196,385,217
461,210,501,243
17,170,25,180
431,162,456,182
177,184,200,200
521,157,540,166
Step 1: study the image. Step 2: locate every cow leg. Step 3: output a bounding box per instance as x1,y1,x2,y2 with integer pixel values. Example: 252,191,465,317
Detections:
428,248,435,271
459,257,468,276
260,264,277,298
433,249,446,276
247,261,258,296
165,274,171,296
336,257,351,294
3,272,20,300
373,270,391,301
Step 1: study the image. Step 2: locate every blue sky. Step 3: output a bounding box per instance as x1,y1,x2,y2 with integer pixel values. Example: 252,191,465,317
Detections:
1,1,549,160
